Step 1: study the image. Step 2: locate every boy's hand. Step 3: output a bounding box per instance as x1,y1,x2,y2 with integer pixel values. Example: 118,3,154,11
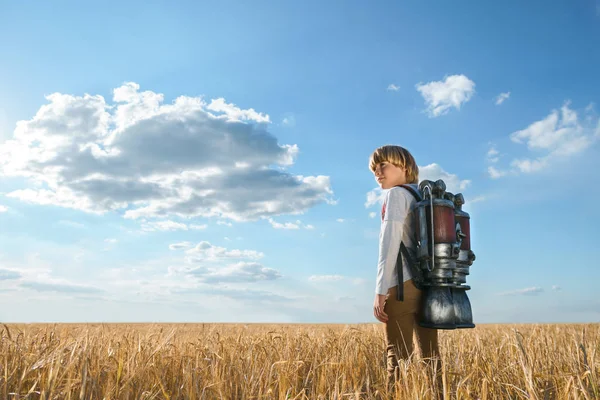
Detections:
373,294,388,323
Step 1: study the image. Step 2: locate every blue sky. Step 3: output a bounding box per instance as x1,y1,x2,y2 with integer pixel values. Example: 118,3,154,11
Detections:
0,0,599,323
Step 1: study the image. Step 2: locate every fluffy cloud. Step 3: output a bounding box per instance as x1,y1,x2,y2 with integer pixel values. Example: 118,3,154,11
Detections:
0,205,7,213
490,103,598,177
487,145,500,163
183,241,264,262
186,261,282,284
386,84,400,92
419,163,471,193
267,218,313,230
167,240,281,285
416,74,475,117
0,83,334,223
488,166,507,179
495,92,511,105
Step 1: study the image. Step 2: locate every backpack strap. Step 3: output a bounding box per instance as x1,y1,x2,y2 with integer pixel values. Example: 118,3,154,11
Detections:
394,185,421,301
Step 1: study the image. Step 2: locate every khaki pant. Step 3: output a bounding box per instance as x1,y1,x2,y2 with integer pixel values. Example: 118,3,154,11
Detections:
384,280,440,382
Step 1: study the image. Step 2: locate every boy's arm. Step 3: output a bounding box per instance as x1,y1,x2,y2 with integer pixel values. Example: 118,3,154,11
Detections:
375,188,409,295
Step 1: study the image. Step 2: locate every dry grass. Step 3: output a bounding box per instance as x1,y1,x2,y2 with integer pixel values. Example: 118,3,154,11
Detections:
0,323,598,399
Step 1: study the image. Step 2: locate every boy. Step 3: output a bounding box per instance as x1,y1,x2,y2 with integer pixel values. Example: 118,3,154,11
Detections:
369,145,440,386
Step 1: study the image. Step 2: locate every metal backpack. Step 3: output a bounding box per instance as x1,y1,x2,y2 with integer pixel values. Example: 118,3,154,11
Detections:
394,179,477,330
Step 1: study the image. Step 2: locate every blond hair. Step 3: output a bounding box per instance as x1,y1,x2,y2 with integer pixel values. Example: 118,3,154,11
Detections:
369,145,419,184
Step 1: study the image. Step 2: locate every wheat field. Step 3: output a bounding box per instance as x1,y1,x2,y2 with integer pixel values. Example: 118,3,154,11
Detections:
0,323,598,399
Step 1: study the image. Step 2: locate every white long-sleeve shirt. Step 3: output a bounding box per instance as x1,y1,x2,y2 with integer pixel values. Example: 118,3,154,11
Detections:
375,184,419,295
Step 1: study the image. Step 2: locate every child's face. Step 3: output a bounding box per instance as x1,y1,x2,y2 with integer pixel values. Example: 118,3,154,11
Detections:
373,161,407,189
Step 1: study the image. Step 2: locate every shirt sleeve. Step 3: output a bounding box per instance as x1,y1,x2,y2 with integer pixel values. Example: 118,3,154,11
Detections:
375,188,410,295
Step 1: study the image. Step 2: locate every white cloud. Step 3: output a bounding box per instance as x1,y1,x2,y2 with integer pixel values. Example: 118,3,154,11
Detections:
141,220,194,232
267,218,313,230
336,218,345,223
206,98,270,123
419,163,471,193
369,212,376,218
268,218,299,230
504,103,598,175
281,114,296,127
416,74,475,117
0,205,7,213
182,241,264,262
365,188,386,208
104,238,117,244
186,261,282,284
0,83,334,222
486,145,500,163
189,224,208,230
169,241,193,250
309,275,345,282
497,286,544,296
217,221,233,227
386,84,400,92
495,92,511,105
488,166,508,179
166,240,280,285
552,285,562,292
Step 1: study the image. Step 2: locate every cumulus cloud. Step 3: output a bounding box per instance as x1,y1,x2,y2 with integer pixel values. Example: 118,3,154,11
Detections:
487,145,500,163
365,188,386,208
266,218,312,230
505,103,598,175
497,286,544,296
182,241,264,262
387,84,400,92
495,92,511,105
187,261,282,284
0,205,8,213
167,240,281,285
369,212,376,218
0,83,334,223
419,163,471,193
416,74,475,117
488,166,508,179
